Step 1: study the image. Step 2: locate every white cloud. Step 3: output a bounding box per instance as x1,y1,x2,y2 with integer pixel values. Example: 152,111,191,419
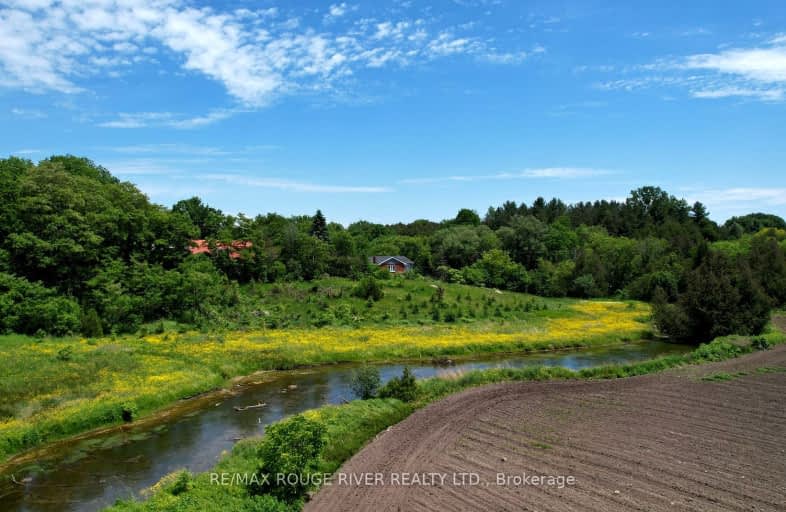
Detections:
166,110,235,129
687,188,786,206
99,112,177,129
99,109,235,129
681,46,786,83
691,87,784,101
0,1,533,108
522,167,610,178
599,34,786,102
400,167,611,184
202,173,392,193
482,50,529,64
324,3,355,23
104,159,187,176
10,107,47,119
106,143,230,156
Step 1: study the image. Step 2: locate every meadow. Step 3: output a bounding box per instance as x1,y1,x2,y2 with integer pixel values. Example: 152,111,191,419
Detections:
0,278,650,463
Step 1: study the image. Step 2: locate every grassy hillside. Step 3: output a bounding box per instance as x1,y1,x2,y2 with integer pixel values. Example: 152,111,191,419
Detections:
229,276,575,328
0,278,650,463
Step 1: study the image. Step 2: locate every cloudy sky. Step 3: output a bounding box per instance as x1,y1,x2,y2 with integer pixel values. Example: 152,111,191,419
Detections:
1,0,785,224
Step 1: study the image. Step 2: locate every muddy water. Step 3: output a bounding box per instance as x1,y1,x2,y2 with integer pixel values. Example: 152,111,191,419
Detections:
0,341,691,511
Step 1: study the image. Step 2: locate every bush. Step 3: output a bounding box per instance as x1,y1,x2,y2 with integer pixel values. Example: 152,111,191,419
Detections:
80,308,104,337
573,274,599,298
120,402,138,422
751,336,771,350
56,346,74,362
379,367,418,402
350,365,381,399
312,311,334,328
167,471,194,496
0,272,81,335
252,415,326,502
353,276,383,301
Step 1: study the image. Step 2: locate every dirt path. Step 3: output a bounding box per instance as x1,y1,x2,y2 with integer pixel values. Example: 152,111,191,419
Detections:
307,345,786,511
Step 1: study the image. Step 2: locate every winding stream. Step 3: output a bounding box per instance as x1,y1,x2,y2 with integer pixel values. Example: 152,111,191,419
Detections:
0,341,691,511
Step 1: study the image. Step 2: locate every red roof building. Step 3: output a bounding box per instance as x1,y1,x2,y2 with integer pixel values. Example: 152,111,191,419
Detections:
189,240,252,260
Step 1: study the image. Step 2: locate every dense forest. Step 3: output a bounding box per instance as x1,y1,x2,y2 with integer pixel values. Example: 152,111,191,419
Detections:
1,155,784,341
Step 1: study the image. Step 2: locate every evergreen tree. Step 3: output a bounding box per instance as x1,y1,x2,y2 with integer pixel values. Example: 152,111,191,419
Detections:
309,209,329,241
653,250,771,342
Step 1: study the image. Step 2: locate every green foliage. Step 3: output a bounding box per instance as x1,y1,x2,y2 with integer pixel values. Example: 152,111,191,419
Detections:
723,213,786,236
0,155,782,348
430,225,498,269
532,259,575,297
56,346,74,362
252,415,326,502
172,197,226,239
167,471,196,496
353,276,383,301
379,367,418,402
107,399,411,512
350,365,381,399
498,215,548,268
453,208,481,226
463,249,529,291
309,210,329,242
572,274,599,298
80,308,104,337
0,272,80,335
653,250,771,342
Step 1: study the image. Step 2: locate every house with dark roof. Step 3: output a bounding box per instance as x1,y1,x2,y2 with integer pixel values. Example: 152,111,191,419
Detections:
369,255,414,274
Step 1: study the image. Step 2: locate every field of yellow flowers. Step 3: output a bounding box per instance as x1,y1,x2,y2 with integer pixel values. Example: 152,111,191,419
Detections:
0,300,650,463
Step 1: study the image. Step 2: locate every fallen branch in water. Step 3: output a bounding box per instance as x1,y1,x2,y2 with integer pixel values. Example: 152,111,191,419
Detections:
233,402,267,412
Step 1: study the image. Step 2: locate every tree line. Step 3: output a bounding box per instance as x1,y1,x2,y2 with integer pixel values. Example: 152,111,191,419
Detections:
1,155,784,340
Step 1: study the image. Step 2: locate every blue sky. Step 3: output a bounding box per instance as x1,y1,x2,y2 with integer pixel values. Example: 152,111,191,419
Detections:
1,0,785,225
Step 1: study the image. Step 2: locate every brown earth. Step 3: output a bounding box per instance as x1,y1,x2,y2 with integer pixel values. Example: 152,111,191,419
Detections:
307,345,786,511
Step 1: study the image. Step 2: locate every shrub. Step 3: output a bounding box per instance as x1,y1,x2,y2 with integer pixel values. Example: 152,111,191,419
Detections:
167,471,194,496
80,308,104,337
350,365,381,399
573,274,599,298
312,311,334,328
353,276,383,301
56,346,74,362
751,336,771,350
120,402,138,422
379,367,418,402
252,415,326,502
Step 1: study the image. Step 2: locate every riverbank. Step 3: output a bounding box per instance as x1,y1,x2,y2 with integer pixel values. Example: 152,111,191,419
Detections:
104,319,785,512
0,298,648,463
308,334,786,511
